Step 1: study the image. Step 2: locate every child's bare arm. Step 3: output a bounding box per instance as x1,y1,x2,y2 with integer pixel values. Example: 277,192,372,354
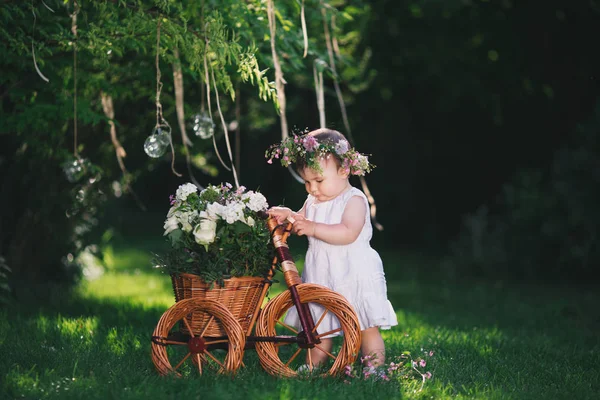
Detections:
293,196,365,245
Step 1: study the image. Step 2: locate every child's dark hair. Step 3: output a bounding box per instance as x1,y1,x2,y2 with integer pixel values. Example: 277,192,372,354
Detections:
295,128,347,172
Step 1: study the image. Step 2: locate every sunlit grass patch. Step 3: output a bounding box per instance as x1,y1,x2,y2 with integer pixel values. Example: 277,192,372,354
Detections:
78,272,175,309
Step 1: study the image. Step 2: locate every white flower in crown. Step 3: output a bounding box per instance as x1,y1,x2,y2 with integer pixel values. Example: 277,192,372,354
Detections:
335,140,349,155
175,182,198,202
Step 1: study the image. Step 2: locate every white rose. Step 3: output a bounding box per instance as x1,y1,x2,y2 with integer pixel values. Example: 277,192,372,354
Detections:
193,219,217,248
205,202,225,220
163,217,179,235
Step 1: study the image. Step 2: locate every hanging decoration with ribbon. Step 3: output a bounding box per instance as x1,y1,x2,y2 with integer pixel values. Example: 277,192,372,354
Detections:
144,19,182,177
62,0,91,183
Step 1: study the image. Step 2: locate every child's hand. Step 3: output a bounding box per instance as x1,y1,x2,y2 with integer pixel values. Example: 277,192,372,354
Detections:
267,206,293,225
292,214,317,237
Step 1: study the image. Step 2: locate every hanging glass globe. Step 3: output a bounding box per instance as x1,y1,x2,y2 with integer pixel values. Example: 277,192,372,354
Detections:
154,126,171,146
144,134,167,158
192,111,215,139
62,157,89,183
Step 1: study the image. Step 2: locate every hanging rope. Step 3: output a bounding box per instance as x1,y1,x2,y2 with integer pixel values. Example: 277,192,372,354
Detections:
71,1,79,157
172,49,203,188
267,0,289,140
211,64,240,188
268,0,304,184
203,33,231,172
100,92,147,211
155,19,181,177
301,0,308,58
330,14,341,59
173,50,193,147
30,2,50,83
314,60,326,128
321,6,383,230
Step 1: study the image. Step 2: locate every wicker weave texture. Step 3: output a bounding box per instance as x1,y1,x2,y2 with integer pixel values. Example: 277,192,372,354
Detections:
171,274,266,337
151,298,245,376
255,283,361,377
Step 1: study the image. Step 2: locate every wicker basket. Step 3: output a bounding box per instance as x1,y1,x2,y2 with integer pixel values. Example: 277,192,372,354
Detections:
171,273,267,337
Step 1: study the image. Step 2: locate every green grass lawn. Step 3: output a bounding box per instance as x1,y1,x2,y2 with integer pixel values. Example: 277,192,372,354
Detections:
1,242,599,399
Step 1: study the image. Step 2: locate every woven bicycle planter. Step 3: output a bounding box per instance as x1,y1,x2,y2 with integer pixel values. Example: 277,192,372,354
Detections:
171,273,266,337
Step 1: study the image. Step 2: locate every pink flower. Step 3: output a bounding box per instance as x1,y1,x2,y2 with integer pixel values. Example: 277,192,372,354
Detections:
267,159,273,164
284,156,289,161
429,351,434,357
425,371,432,379
419,359,426,368
303,136,318,152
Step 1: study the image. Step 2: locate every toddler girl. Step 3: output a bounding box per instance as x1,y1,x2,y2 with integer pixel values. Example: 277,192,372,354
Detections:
266,128,397,369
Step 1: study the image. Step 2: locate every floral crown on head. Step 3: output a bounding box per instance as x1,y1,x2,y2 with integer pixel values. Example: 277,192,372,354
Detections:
265,133,374,176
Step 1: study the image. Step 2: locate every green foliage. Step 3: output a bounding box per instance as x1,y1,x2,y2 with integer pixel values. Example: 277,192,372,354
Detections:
0,0,371,286
445,101,600,282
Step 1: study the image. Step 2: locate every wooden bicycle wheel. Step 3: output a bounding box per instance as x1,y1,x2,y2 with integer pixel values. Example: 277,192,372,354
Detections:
151,298,245,377
255,283,361,377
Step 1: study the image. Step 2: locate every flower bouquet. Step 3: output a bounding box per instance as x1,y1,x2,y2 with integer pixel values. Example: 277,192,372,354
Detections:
155,182,274,286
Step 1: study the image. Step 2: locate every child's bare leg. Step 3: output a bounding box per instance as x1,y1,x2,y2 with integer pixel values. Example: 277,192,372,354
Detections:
306,338,333,368
361,327,385,367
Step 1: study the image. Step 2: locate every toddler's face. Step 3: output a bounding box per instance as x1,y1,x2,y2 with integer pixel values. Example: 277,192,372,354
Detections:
300,155,349,202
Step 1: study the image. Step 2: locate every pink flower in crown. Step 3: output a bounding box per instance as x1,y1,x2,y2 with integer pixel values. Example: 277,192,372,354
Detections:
303,136,318,152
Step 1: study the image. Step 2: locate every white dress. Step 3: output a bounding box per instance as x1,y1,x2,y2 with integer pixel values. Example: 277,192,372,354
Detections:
284,187,398,335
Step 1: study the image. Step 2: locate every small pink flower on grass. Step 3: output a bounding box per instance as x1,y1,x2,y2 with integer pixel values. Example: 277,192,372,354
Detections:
419,359,426,368
429,351,435,357
425,371,432,379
